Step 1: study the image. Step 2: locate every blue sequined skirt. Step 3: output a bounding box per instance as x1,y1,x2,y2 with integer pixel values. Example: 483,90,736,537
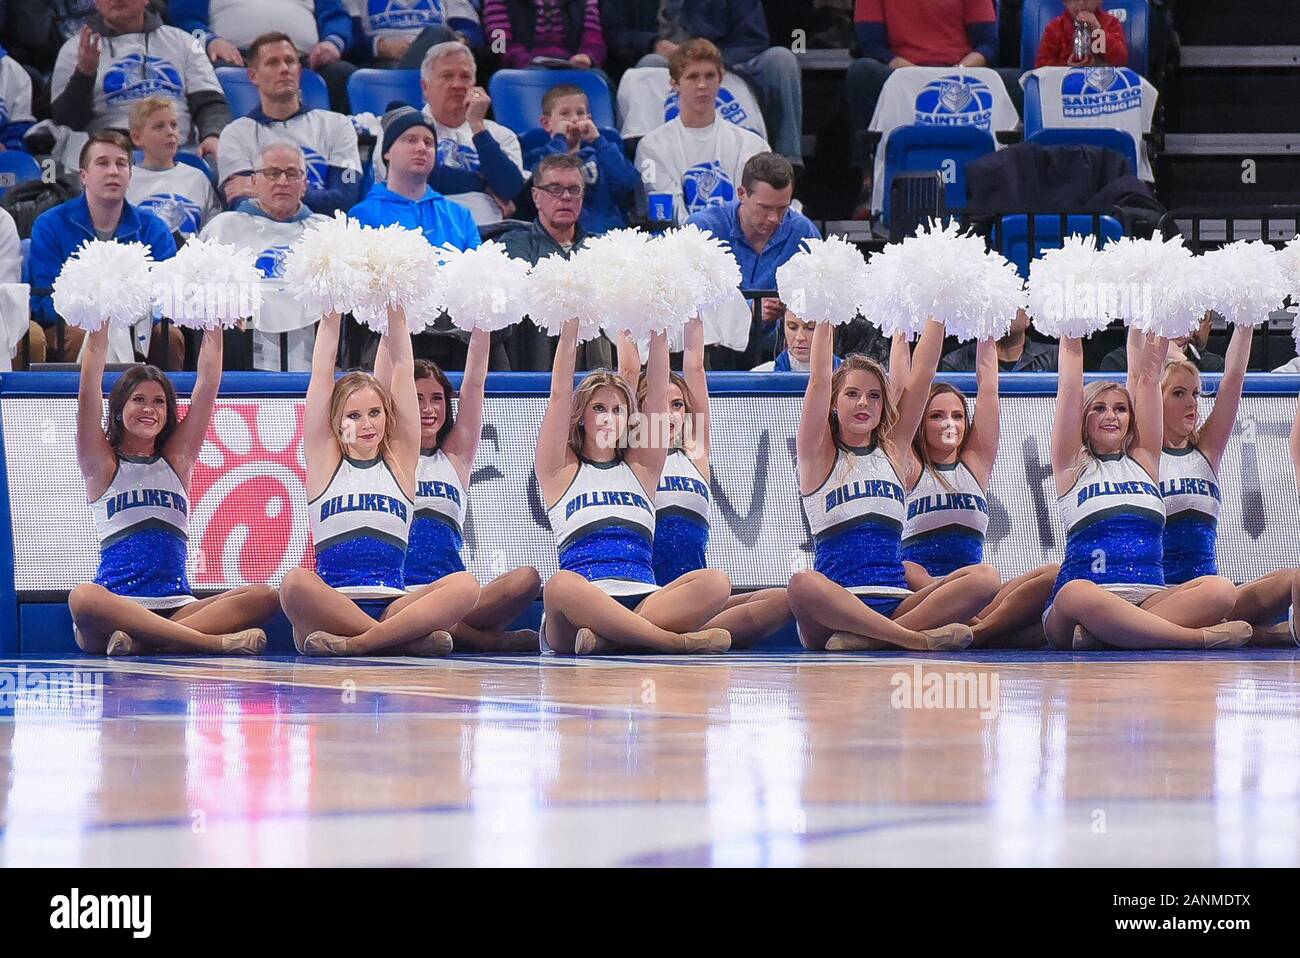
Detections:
316,536,407,592
96,528,192,600
1162,511,1218,585
814,521,908,592
404,515,466,586
900,527,985,579
559,526,657,587
652,513,708,585
1050,513,1165,604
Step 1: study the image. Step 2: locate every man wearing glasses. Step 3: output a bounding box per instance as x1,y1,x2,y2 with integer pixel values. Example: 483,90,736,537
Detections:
216,30,361,215
199,142,329,370
501,153,610,370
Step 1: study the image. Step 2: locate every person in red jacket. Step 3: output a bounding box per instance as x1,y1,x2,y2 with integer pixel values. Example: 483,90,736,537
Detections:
1035,0,1129,68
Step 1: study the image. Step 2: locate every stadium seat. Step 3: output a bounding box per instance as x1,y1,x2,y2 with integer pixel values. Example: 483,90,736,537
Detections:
486,69,616,135
217,67,331,117
346,69,423,117
0,151,42,199
881,125,995,227
991,213,1125,278
1021,0,1149,75
1027,127,1140,174
1023,73,1044,138
132,150,219,189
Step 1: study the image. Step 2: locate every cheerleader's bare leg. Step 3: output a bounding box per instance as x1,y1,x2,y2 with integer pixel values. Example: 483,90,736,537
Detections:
541,570,726,654
1044,578,1246,650
452,566,543,652
703,589,793,649
69,583,269,655
1228,569,1300,644
968,565,1058,648
788,570,974,651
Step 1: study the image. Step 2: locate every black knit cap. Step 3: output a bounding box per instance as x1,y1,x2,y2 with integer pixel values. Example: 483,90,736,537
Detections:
380,101,436,161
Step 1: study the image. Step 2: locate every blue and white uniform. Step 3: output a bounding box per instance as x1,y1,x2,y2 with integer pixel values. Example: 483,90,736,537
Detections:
901,461,989,579
1160,445,1221,584
801,444,910,615
404,448,467,587
310,454,413,601
652,449,709,585
547,457,658,603
1049,453,1166,609
90,454,195,610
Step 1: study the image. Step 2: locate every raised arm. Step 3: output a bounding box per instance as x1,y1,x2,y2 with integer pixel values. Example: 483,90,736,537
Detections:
304,312,343,490
166,328,222,476
888,332,910,402
628,330,671,485
963,338,1001,487
373,334,393,394
443,327,488,470
892,318,945,451
1197,322,1253,469
384,306,421,475
76,325,115,496
796,320,838,493
536,318,579,482
1130,332,1169,473
682,316,710,463
615,331,641,395
1124,324,1143,397
1051,336,1085,489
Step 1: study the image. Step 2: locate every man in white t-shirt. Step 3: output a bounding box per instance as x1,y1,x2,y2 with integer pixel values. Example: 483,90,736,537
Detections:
200,141,329,370
417,40,525,225
216,31,361,215
126,96,222,238
634,38,769,225
51,0,230,158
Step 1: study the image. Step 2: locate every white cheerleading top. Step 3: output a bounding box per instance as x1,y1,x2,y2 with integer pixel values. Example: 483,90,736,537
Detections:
546,457,657,593
655,449,709,524
415,448,466,532
1058,453,1165,534
902,461,989,541
309,454,413,596
1159,446,1220,522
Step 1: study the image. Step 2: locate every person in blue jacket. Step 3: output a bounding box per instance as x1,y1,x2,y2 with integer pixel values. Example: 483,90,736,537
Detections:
524,83,637,236
349,103,482,252
25,130,181,366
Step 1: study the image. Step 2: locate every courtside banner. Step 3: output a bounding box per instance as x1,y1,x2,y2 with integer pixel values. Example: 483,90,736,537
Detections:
3,374,1300,594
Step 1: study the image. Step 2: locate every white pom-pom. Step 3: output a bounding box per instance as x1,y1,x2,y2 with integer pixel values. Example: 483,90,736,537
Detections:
438,240,530,333
1281,235,1300,300
282,212,372,317
776,235,867,327
350,225,441,334
581,229,655,338
1026,234,1110,339
660,223,741,312
1198,240,1290,327
150,238,262,329
52,240,155,331
525,252,603,342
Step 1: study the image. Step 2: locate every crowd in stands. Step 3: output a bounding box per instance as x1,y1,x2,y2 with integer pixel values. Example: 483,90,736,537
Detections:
0,1,1278,376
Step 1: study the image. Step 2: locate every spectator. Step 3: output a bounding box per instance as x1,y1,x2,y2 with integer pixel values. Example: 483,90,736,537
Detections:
417,40,525,225
2,0,94,76
198,141,328,370
166,0,357,113
126,96,222,239
216,31,362,215
0,38,35,150
602,0,803,167
635,39,768,224
1098,314,1224,373
526,83,637,234
51,0,230,160
501,152,610,370
0,204,41,368
1035,0,1128,68
26,130,182,366
350,103,481,250
941,309,1059,372
344,0,484,67
685,152,818,357
482,0,606,71
751,310,843,372
844,0,1022,216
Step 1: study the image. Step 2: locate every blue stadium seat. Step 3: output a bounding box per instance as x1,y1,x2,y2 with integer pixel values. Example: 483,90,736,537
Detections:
486,69,616,135
132,149,219,189
217,67,331,117
1021,0,1149,75
0,151,42,199
1027,126,1139,173
881,125,995,227
346,69,423,117
992,213,1125,279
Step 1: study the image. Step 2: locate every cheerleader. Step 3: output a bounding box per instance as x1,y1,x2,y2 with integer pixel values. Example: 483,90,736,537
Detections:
537,319,732,654
1042,331,1250,650
890,336,1059,647
1139,324,1300,644
68,326,279,655
279,309,482,656
786,319,1000,651
373,328,542,652
616,318,792,648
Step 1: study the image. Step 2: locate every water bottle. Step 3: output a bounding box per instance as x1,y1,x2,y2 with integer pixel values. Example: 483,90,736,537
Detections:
1073,18,1091,62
